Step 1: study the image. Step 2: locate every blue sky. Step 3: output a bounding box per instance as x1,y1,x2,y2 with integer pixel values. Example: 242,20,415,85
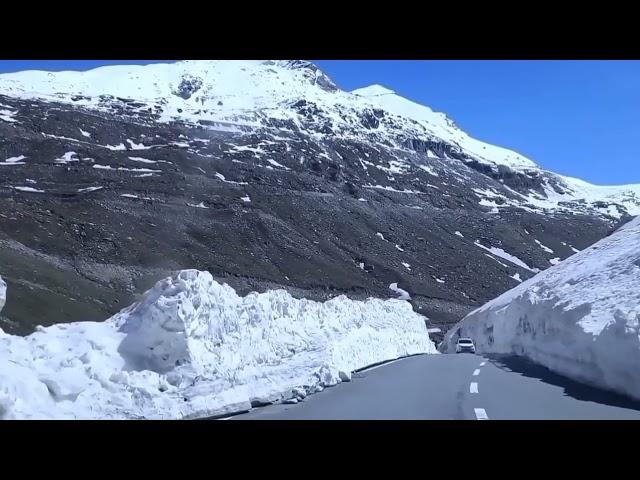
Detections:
1,60,638,185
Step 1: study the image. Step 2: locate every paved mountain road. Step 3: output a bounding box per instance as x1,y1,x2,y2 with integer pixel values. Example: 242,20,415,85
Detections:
228,354,640,420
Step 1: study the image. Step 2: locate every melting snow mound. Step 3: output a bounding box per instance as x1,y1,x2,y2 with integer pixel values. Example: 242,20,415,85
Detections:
444,216,640,400
0,270,434,419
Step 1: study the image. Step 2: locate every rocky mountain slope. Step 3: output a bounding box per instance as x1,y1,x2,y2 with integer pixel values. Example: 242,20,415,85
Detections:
0,60,637,336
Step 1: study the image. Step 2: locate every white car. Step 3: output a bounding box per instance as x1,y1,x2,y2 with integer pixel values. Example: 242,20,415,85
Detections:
456,337,476,354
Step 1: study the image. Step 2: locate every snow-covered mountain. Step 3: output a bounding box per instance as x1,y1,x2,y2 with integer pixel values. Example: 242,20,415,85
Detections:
0,60,637,337
442,215,640,400
2,60,638,216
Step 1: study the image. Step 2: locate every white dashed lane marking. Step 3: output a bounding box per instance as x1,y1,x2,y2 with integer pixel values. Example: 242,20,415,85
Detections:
471,360,486,418
474,408,489,420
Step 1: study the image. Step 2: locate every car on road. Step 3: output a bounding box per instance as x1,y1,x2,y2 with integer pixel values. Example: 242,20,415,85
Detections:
456,337,476,354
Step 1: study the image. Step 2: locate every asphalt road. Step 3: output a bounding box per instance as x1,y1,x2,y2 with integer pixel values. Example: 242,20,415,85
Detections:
229,353,640,420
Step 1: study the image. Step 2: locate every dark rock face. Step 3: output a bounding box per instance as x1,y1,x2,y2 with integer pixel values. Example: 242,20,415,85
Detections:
360,110,380,129
0,93,627,336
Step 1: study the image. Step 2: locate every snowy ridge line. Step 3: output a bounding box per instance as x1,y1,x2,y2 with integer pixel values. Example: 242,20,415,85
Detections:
2,60,640,217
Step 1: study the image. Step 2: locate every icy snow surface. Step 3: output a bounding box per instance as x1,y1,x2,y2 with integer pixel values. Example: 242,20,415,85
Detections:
444,216,640,400
0,270,434,419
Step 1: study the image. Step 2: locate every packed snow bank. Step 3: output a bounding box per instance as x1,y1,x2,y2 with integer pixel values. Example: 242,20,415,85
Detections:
0,270,434,419
444,216,640,400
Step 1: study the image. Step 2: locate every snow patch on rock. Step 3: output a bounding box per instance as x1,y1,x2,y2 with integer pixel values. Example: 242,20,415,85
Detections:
54,151,79,165
14,186,45,193
389,282,411,300
0,155,26,166
474,241,538,273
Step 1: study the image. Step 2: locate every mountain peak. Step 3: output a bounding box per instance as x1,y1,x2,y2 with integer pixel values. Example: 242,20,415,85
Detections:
272,60,338,92
352,84,396,97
